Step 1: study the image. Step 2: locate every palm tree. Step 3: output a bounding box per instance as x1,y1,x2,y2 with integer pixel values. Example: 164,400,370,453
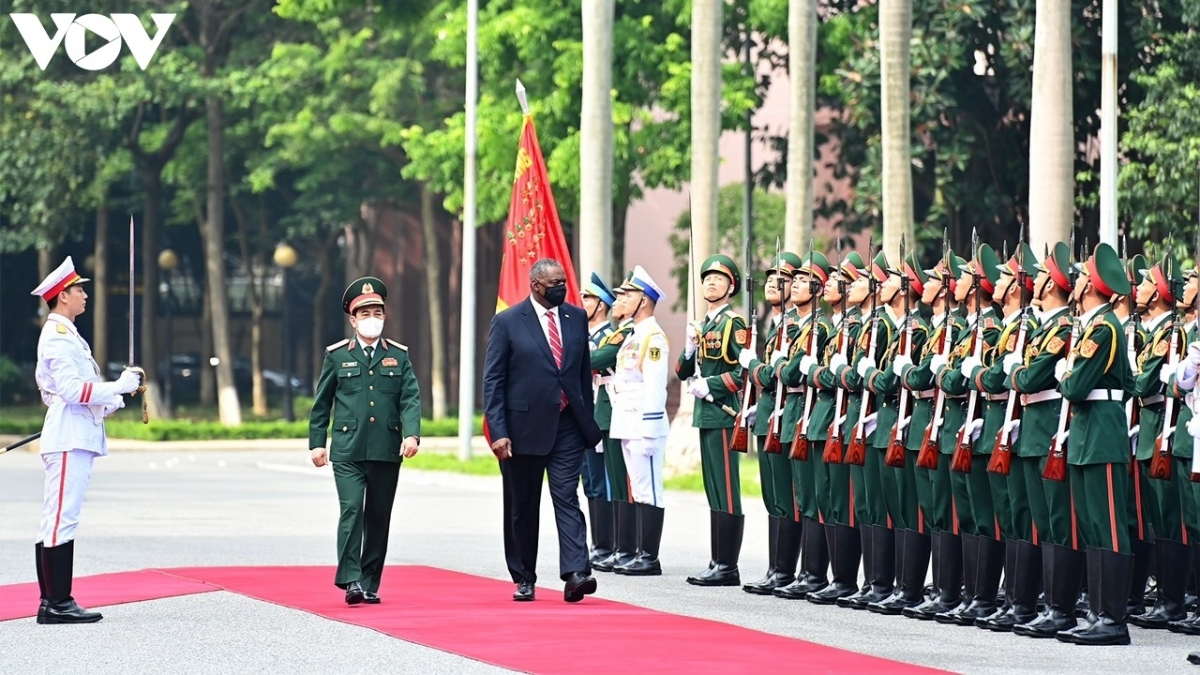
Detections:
580,0,615,282
880,0,914,262
691,0,722,261
1028,0,1074,252
786,0,818,254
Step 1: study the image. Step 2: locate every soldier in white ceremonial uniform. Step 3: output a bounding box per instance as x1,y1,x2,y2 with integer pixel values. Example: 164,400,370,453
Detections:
29,257,143,624
608,265,670,576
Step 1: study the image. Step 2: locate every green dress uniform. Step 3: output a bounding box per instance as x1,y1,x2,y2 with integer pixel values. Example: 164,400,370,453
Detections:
677,254,747,586
1166,318,1200,634
308,277,422,600
580,273,619,569
591,316,638,572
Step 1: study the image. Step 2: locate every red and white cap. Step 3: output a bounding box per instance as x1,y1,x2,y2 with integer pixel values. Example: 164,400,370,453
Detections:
31,256,89,302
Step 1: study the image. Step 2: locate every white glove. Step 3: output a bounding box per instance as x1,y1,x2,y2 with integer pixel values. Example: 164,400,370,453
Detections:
1128,424,1140,441
1188,413,1200,440
684,322,700,358
861,412,878,436
965,417,983,442
930,354,948,373
639,439,657,457
799,355,818,378
1002,353,1021,375
770,350,787,366
688,378,711,399
102,398,126,417
737,348,756,370
1188,340,1200,364
896,415,910,433
1054,359,1068,381
1128,353,1139,372
595,440,604,454
959,356,982,379
892,354,913,375
832,414,847,429
830,352,848,371
1163,362,1183,385
1001,418,1020,444
856,356,876,378
115,369,142,395
744,404,758,428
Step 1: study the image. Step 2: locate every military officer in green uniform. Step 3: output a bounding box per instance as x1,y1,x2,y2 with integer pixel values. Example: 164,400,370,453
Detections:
740,251,804,594
1053,243,1135,646
309,277,422,605
1166,265,1200,636
591,273,639,572
899,254,968,620
677,254,748,586
802,252,869,605
581,272,618,567
774,251,833,599
934,243,1003,626
1119,254,1154,617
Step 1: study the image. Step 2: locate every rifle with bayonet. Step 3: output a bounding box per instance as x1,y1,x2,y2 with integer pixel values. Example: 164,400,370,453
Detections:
790,245,825,461
1151,245,1181,480
1044,231,1081,482
951,228,984,474
824,238,850,464
764,239,790,454
730,244,757,453
844,235,878,467
917,230,954,470
885,235,912,468
990,229,1030,476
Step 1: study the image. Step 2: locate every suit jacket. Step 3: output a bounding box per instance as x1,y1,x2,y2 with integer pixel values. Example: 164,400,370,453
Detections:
483,296,603,454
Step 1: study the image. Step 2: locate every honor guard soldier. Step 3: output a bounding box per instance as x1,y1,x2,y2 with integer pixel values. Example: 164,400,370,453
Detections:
677,254,748,586
1167,263,1200,638
581,272,618,567
774,251,833,600
309,277,422,605
608,266,670,576
30,257,144,624
591,272,639,572
739,250,803,595
1120,254,1155,617
1007,241,1083,638
1053,243,1135,646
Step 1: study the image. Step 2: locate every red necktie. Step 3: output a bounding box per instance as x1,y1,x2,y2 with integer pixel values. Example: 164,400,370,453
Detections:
547,310,569,410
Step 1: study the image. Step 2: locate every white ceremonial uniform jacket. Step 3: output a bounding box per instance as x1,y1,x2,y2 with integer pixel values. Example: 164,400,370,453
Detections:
35,313,125,456
608,316,670,440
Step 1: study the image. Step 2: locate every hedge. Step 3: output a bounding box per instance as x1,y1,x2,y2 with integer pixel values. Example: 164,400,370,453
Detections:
0,414,484,441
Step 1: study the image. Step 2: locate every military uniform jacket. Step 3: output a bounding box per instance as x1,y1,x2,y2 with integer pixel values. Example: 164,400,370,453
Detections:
676,304,747,429
1060,305,1132,465
840,308,893,441
779,310,831,442
610,317,670,440
936,307,1000,453
589,321,620,431
971,309,1036,454
749,310,789,436
309,337,422,463
813,308,863,439
900,312,956,452
1170,321,1199,459
1007,307,1072,458
1130,313,1176,461
865,309,928,450
35,313,127,457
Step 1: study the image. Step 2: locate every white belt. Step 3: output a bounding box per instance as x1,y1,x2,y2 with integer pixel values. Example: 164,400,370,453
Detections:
913,389,936,400
787,386,805,394
597,376,612,385
44,392,105,425
1139,394,1165,406
983,392,1009,402
1085,389,1124,402
1021,390,1061,405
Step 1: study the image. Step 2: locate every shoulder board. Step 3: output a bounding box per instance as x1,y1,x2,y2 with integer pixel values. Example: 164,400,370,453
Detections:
325,338,350,352
984,317,997,331
911,319,928,333
56,323,68,334
385,339,408,351
726,312,747,325
1058,315,1071,327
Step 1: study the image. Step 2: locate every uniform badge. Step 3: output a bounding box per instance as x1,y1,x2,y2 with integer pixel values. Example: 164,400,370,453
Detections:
735,329,748,345
984,317,997,330
382,357,399,366
1154,340,1169,358
342,362,357,368
1045,336,1065,355
608,332,625,346
1005,333,1017,353
1080,339,1099,358
648,347,661,361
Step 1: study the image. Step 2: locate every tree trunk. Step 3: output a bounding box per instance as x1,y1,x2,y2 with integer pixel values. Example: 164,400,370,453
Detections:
231,196,268,417
311,230,338,387
420,183,448,419
880,0,914,262
580,0,614,282
1029,0,1074,253
611,171,630,283
203,94,242,426
139,171,166,419
200,280,215,406
93,194,108,369
786,0,817,254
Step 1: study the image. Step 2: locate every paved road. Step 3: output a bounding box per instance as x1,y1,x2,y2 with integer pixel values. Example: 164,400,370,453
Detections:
0,448,1195,674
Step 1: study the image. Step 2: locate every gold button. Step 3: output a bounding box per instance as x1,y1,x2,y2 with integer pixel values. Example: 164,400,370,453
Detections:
369,370,374,375
369,401,375,407
342,426,347,432
369,416,375,422
369,386,374,390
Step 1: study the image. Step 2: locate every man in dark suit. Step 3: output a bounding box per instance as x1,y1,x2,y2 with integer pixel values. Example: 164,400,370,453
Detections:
483,258,604,602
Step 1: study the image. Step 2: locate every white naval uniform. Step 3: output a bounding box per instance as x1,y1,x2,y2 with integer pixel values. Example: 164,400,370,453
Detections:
34,313,127,547
608,317,670,506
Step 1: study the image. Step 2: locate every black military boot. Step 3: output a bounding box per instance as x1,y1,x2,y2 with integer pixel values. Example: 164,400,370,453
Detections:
809,523,861,604
777,516,830,599
743,516,785,594
849,525,895,609
1130,539,1189,629
588,498,616,567
35,542,48,622
872,529,930,615
1127,537,1153,616
1016,543,1084,638
955,535,1003,625
617,504,664,576
1061,549,1133,645
690,511,743,586
908,530,963,620
1168,542,1200,635
977,538,1016,629
936,533,979,624
39,541,102,625
597,500,638,572
985,539,1041,631
838,525,875,608
1057,548,1103,641
686,510,720,584
764,518,802,593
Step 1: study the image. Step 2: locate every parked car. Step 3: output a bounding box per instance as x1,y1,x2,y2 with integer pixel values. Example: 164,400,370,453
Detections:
107,353,309,401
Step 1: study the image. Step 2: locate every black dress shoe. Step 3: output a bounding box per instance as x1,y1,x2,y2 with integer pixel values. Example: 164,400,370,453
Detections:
344,581,365,605
563,572,597,603
363,591,381,604
38,599,102,624
513,581,535,602
1188,651,1200,666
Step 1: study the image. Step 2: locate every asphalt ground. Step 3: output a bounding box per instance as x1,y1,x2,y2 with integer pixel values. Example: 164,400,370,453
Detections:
0,447,1196,674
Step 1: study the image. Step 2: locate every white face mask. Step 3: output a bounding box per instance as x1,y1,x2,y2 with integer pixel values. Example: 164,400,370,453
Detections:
356,317,384,340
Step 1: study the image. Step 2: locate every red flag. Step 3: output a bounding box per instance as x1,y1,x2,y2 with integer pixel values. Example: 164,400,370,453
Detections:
495,114,580,312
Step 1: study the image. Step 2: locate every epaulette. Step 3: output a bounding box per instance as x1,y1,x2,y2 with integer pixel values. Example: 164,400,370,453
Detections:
386,339,408,351
56,323,68,334
326,339,350,352
984,317,997,331
1058,315,1072,327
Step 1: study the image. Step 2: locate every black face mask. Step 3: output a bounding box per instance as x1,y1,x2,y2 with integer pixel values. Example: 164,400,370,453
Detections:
543,283,567,307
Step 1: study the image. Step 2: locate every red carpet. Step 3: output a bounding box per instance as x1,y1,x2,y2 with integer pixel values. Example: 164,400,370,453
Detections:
3,565,948,674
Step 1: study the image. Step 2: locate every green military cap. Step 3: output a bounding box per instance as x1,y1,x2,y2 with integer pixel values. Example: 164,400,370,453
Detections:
971,243,1001,294
904,251,928,296
342,276,387,314
700,254,741,296
1034,241,1073,292
870,251,891,283
615,270,634,294
1148,251,1183,302
798,251,831,284
839,251,866,281
935,247,965,281
1125,254,1148,292
999,242,1038,292
766,251,803,278
1082,242,1131,298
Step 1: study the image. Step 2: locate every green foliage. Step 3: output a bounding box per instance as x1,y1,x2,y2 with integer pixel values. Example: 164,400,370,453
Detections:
0,356,27,405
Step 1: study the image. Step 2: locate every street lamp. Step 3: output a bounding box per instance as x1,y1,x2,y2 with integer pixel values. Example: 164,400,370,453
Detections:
274,243,298,422
157,249,179,415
